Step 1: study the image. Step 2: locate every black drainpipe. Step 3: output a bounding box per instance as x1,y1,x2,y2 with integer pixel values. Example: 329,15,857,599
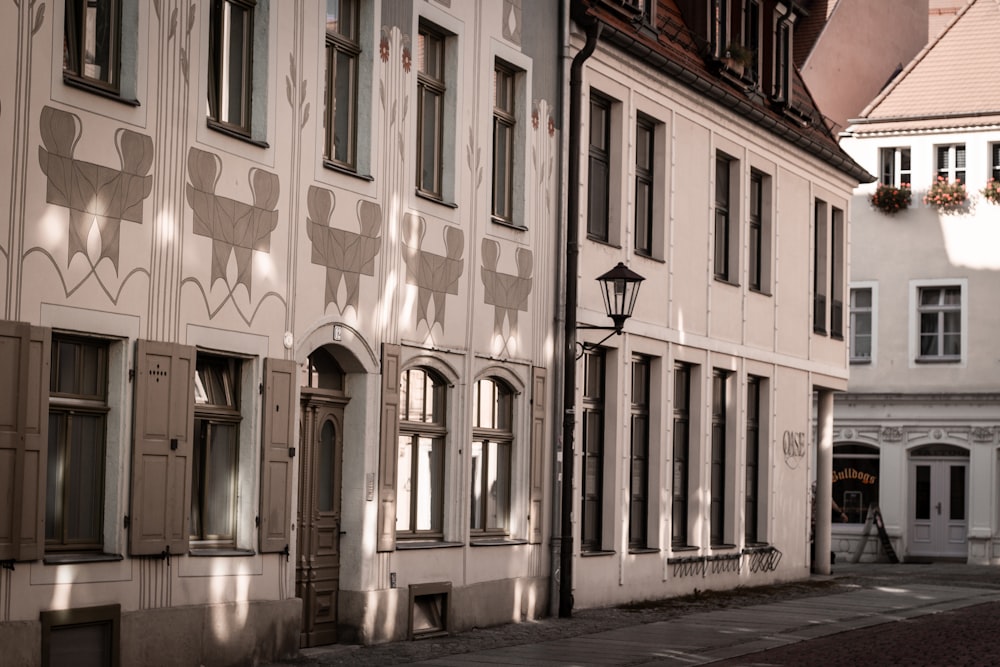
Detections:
560,10,601,620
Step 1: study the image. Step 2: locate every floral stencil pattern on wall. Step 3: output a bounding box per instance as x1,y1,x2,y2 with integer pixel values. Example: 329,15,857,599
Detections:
37,106,154,271
481,238,532,349
186,147,279,297
306,186,382,313
402,213,464,331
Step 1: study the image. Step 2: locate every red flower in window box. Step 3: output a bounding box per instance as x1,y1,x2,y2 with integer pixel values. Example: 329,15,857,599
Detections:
869,182,911,215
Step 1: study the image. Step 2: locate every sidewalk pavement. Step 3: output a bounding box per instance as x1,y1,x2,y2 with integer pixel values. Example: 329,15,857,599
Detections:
278,563,1000,666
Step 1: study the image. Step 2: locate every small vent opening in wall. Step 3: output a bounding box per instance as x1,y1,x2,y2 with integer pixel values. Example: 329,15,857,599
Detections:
408,581,451,640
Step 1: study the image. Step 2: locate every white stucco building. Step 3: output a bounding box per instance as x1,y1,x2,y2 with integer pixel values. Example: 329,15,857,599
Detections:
836,0,1000,564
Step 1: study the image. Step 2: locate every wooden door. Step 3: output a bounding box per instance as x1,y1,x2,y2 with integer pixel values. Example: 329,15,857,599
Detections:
296,394,345,647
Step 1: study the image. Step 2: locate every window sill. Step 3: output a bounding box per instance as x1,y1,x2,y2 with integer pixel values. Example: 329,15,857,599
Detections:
470,537,528,547
710,543,738,551
580,549,615,557
670,545,698,553
915,356,962,364
206,120,270,148
322,159,374,181
491,217,527,232
396,540,463,550
813,328,828,336
749,287,772,297
44,552,124,565
830,333,844,342
585,235,621,249
742,543,771,553
188,548,256,557
415,190,458,209
713,276,740,288
63,75,141,106
850,359,872,365
628,547,660,555
634,251,665,264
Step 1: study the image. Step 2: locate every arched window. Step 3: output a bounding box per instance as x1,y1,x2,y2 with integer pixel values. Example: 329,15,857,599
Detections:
833,443,880,524
397,367,447,538
471,377,513,536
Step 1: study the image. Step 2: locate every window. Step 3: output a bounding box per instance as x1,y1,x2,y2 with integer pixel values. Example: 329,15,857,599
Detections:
191,354,242,545
710,370,729,547
581,349,605,552
324,0,360,169
744,0,760,83
714,152,738,283
398,367,446,538
587,93,612,242
416,23,447,199
208,0,256,137
492,62,516,224
772,10,792,104
813,200,844,337
833,444,879,524
748,170,762,291
936,144,966,184
744,376,761,544
850,287,873,363
629,356,650,550
634,116,655,256
470,377,513,536
41,604,121,667
710,0,730,58
46,335,109,552
671,363,690,548
63,0,121,94
918,286,961,361
991,143,1000,181
879,147,911,187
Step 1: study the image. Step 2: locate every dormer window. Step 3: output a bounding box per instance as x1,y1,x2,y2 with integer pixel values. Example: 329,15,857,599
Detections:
772,4,795,105
711,0,731,60
744,0,760,83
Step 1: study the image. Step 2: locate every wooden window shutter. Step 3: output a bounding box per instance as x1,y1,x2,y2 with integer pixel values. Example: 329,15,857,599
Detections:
129,340,195,556
529,366,547,544
0,321,30,560
376,343,401,552
259,358,297,554
18,326,51,560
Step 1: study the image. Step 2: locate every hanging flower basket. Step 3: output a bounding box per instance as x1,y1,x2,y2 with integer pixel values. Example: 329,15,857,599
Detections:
924,177,967,213
869,182,911,215
982,178,1000,205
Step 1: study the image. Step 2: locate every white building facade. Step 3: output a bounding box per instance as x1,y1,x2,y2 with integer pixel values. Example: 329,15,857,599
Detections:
0,1,562,664
560,0,869,612
836,0,1000,565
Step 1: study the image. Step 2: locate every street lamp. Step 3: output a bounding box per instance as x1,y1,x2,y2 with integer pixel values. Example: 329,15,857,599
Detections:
576,262,645,357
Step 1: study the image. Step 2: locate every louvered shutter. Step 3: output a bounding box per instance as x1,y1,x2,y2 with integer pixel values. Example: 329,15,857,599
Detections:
529,366,547,544
376,344,401,552
18,327,50,560
259,358,297,553
0,321,30,560
129,340,195,556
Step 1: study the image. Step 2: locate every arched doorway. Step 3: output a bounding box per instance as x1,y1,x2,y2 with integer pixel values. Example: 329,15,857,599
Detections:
908,444,968,560
297,347,349,647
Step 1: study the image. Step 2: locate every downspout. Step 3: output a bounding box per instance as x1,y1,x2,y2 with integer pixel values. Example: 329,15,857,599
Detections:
559,8,601,620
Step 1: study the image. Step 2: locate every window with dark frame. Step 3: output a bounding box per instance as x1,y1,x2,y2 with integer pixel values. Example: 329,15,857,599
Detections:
710,369,728,547
671,363,690,548
470,377,513,536
749,170,763,291
711,0,730,58
879,147,911,187
324,0,360,169
587,93,612,242
46,335,110,552
744,0,760,83
417,23,446,199
397,367,447,538
850,287,873,362
191,354,242,545
936,144,966,184
744,375,761,544
629,355,650,550
830,208,844,339
581,349,606,552
992,143,1000,181
714,152,734,282
63,0,122,94
208,0,256,136
634,116,655,256
492,62,517,224
773,13,791,103
813,199,828,334
918,286,961,361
